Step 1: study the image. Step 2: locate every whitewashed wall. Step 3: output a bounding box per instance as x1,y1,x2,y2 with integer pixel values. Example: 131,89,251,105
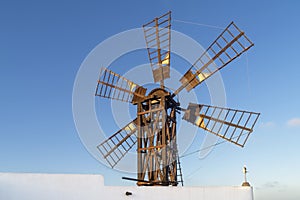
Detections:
0,173,253,200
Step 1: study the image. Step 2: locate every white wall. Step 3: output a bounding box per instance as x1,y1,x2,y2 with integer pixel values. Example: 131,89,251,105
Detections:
0,173,253,200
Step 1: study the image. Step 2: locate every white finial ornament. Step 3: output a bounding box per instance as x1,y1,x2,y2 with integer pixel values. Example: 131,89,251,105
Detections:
242,165,250,186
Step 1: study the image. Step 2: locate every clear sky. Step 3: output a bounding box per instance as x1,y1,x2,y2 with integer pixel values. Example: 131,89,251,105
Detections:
1,1,300,200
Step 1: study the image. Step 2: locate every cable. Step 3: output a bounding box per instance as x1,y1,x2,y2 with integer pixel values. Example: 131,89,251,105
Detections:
245,52,251,97
179,139,227,159
185,165,203,179
173,19,225,30
179,131,250,159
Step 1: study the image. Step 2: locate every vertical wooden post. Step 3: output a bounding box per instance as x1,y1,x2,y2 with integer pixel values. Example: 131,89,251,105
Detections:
137,102,143,184
155,18,164,88
161,96,168,184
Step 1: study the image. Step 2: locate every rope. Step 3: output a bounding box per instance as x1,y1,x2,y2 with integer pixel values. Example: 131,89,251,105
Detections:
173,19,225,30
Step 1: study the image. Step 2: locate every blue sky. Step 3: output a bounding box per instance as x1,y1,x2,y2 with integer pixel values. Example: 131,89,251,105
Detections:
1,0,300,199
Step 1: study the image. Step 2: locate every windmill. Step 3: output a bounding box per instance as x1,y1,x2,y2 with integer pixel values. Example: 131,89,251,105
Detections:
95,11,260,186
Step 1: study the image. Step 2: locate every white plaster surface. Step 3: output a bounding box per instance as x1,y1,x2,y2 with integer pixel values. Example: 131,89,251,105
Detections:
0,173,253,200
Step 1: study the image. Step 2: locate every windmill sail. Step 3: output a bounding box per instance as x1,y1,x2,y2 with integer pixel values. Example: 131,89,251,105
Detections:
97,119,138,168
143,11,171,86
183,103,260,147
95,67,147,103
173,22,254,96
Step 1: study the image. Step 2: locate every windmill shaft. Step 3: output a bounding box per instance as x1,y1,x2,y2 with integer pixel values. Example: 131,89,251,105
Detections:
198,113,252,132
154,18,164,88
97,80,146,99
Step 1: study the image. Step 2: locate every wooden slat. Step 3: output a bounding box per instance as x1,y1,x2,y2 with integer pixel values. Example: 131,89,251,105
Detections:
95,68,147,103
173,22,254,96
183,103,260,147
97,119,138,168
143,11,171,85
